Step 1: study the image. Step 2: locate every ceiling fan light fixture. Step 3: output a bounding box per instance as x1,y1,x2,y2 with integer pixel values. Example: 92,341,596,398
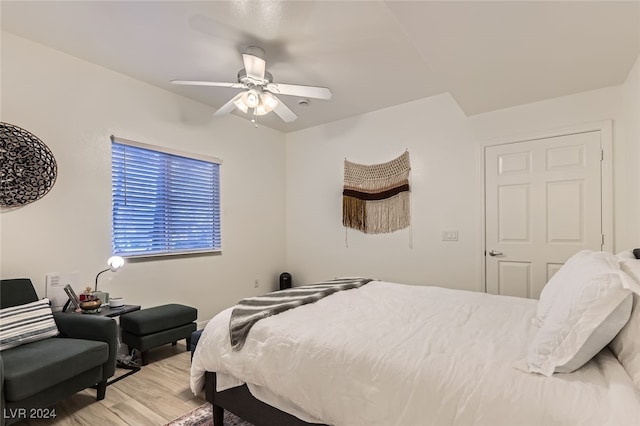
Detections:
236,90,279,116
243,89,260,108
174,46,331,123
254,103,269,116
261,92,279,112
233,97,249,113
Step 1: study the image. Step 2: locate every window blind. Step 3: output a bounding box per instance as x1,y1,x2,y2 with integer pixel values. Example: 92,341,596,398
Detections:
111,137,221,257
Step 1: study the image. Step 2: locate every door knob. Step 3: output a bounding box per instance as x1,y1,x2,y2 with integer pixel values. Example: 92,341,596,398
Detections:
488,250,503,257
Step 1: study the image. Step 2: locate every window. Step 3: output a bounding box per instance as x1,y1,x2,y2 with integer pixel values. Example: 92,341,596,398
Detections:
111,136,221,257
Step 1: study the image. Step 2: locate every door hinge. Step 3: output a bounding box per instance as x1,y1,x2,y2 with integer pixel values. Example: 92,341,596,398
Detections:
602,234,605,245
601,149,604,161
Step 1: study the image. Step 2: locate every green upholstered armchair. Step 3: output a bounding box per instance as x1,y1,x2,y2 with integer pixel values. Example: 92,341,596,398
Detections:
0,278,117,426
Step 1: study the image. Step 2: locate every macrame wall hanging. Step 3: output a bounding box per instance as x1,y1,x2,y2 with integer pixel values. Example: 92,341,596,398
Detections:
343,151,411,238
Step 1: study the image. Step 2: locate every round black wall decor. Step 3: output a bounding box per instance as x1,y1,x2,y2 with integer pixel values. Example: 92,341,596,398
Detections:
0,122,57,207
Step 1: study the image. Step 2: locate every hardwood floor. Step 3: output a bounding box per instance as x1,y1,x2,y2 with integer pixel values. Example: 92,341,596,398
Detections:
16,343,206,426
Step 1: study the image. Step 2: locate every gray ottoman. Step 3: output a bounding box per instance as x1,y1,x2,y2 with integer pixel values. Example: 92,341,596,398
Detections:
120,304,197,365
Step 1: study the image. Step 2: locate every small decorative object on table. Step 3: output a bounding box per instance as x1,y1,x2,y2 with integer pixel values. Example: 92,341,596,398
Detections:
62,284,81,312
109,297,125,308
79,297,102,314
79,286,93,301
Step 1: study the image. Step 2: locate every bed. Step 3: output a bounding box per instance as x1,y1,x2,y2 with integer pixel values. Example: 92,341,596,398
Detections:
191,251,640,426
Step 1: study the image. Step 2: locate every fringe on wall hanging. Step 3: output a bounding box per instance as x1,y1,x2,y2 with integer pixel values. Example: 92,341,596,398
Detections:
343,151,411,235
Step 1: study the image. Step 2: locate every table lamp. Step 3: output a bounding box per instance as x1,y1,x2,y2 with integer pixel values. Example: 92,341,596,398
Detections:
94,255,125,305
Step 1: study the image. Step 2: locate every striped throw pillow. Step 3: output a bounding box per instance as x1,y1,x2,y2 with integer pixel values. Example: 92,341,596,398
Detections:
0,298,59,351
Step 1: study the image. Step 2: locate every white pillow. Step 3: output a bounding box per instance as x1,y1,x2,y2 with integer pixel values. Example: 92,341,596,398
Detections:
609,258,640,387
521,251,639,376
535,250,620,326
0,298,59,351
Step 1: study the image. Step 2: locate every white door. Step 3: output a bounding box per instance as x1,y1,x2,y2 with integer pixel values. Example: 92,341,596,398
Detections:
485,130,605,299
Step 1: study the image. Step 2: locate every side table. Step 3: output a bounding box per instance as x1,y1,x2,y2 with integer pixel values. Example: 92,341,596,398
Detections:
62,303,140,317
63,304,142,386
91,304,141,318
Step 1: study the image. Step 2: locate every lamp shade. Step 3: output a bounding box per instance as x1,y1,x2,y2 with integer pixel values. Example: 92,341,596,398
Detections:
234,97,249,113
107,256,125,271
243,89,260,108
254,91,279,116
95,256,125,292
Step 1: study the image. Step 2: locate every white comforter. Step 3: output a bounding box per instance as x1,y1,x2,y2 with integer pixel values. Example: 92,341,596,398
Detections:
191,281,640,426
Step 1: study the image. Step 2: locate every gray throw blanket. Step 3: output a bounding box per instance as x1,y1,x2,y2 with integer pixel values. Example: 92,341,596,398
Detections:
229,277,372,350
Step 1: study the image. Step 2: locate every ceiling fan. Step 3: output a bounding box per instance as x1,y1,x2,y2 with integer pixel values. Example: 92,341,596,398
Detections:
171,46,332,123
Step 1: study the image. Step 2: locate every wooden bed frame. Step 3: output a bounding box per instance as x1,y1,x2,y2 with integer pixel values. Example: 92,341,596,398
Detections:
205,372,328,426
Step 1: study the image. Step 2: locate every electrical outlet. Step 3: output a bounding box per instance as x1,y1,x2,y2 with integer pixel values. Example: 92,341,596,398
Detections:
254,279,260,288
442,230,459,241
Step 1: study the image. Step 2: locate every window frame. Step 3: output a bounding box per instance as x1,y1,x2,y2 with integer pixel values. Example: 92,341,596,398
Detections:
110,135,222,259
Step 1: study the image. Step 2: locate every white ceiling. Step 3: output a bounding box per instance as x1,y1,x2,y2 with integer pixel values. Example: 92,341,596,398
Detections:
2,1,639,133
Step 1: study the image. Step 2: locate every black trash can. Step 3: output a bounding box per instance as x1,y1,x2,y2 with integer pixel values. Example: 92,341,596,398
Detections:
279,272,292,290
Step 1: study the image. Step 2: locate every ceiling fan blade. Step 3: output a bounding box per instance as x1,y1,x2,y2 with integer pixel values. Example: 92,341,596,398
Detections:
171,80,245,89
242,48,266,81
272,96,298,123
213,93,244,117
266,83,332,100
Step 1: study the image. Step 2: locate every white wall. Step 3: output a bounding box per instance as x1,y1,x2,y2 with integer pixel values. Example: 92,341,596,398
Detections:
2,31,638,315
285,58,640,292
0,33,287,322
467,63,639,251
620,55,640,247
285,94,481,290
